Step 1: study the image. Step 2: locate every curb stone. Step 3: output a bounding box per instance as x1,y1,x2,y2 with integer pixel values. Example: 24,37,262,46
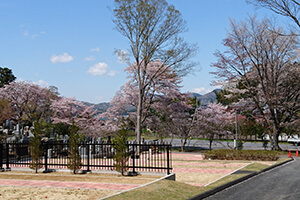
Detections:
187,157,294,200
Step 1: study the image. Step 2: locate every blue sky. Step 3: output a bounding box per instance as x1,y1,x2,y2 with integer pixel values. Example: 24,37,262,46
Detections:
0,0,277,103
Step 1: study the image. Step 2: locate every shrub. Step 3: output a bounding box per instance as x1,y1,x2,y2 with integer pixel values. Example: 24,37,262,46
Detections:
29,121,43,173
204,149,279,161
67,124,82,174
113,127,130,176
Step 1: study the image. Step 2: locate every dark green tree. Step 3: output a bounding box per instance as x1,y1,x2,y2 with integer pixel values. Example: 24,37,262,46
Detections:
0,67,16,87
29,120,44,173
113,124,130,176
67,123,82,174
215,89,239,106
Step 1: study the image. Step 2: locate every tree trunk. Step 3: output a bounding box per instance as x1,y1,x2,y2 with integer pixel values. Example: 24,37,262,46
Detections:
136,88,143,145
271,128,281,150
209,139,213,151
181,138,187,152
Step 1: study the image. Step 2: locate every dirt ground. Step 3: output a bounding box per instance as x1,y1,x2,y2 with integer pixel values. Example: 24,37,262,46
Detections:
0,171,160,200
0,186,115,200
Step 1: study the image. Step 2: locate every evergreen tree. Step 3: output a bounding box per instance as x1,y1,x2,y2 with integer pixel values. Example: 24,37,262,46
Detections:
67,123,82,174
113,125,130,176
29,121,43,173
0,67,16,88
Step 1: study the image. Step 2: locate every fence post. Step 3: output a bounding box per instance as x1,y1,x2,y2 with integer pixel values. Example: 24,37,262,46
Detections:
0,143,3,171
87,143,90,172
43,142,48,172
167,145,170,175
6,143,10,170
132,144,136,174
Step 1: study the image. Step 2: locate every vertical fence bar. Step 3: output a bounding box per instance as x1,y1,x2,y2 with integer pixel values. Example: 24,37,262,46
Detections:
6,143,10,170
87,143,90,172
0,143,3,170
44,142,48,172
132,144,135,174
167,145,170,175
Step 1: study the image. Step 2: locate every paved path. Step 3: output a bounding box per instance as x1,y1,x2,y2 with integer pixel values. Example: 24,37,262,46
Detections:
204,157,300,200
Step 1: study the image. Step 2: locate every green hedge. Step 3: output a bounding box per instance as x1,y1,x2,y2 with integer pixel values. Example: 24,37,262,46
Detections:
204,149,279,161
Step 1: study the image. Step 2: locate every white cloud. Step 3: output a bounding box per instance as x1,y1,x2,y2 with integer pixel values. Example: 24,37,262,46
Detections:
87,62,108,76
16,78,25,82
34,80,49,87
90,47,100,52
95,96,103,101
84,56,95,61
107,70,117,77
50,53,74,63
31,34,38,39
23,28,46,39
23,30,29,37
192,87,211,94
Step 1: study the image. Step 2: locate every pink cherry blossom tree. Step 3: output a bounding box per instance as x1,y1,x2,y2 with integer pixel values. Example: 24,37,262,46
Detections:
147,94,199,151
51,97,102,137
113,0,197,144
211,16,300,150
102,61,182,137
0,81,58,124
196,103,234,150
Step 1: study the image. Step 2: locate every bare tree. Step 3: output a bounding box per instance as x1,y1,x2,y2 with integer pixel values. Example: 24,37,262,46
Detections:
248,0,300,30
211,16,300,150
112,0,197,144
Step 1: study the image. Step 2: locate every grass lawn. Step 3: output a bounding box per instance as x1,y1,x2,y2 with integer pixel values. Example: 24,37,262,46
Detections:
106,179,203,200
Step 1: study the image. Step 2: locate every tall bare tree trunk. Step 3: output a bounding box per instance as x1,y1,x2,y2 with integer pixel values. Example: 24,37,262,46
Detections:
136,93,142,144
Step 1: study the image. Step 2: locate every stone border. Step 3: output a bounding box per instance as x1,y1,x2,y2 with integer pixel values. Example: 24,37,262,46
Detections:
187,158,294,200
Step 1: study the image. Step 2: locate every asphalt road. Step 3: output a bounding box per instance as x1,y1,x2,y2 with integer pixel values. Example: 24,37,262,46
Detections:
204,157,300,200
162,139,294,150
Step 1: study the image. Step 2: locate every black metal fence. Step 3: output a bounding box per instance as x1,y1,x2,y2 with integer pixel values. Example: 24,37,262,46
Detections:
0,142,172,174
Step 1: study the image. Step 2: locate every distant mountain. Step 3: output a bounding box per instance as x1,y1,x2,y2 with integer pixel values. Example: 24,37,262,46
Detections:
190,89,221,106
83,89,221,113
82,101,110,115
189,93,202,98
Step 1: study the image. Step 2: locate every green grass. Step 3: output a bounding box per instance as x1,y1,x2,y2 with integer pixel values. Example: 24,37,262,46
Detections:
206,174,245,189
273,157,292,165
242,162,269,172
106,180,204,200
